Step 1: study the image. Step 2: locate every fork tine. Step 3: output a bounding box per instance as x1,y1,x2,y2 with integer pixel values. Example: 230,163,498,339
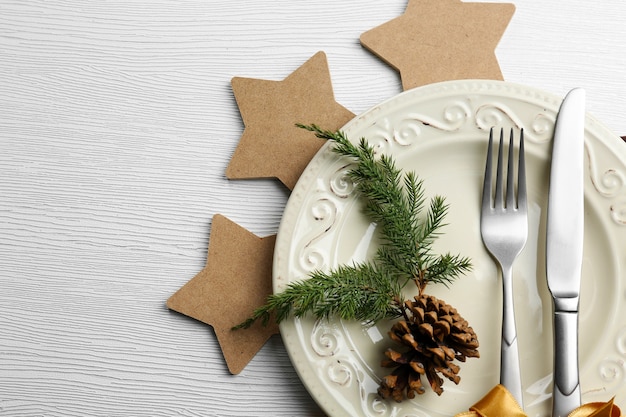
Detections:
506,128,516,209
517,128,527,212
482,128,494,210
494,128,505,208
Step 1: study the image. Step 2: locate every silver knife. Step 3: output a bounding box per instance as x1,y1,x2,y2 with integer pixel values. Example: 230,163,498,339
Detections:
546,88,586,417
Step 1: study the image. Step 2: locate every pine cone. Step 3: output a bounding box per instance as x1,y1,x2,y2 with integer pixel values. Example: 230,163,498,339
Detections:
378,294,479,401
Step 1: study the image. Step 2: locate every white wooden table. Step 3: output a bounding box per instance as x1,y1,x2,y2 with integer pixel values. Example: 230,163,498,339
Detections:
2,1,626,415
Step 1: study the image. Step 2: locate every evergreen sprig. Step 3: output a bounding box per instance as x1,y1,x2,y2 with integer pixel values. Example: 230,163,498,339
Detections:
233,124,471,330
234,263,404,330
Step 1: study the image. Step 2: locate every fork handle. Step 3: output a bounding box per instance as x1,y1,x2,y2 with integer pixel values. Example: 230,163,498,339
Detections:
500,265,524,408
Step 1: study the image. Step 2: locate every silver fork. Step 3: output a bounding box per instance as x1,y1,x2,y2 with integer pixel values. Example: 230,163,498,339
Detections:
480,127,528,408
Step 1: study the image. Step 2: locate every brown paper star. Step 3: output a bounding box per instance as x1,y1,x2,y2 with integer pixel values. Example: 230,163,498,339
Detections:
226,51,355,190
360,0,515,90
166,214,278,374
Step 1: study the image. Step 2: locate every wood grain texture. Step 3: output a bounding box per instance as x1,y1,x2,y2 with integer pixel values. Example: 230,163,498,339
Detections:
2,0,626,415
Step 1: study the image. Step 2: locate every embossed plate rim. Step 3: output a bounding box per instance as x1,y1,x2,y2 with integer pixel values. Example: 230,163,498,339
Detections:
274,79,626,417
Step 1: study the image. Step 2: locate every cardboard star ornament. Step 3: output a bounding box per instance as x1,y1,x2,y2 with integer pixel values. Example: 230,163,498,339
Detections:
226,51,355,190
167,214,278,374
360,0,515,90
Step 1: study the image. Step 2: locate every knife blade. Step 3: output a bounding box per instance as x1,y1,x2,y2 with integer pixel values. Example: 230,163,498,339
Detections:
546,87,586,417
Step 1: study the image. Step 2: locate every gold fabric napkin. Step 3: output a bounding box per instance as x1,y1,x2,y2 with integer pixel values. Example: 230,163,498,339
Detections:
455,385,621,417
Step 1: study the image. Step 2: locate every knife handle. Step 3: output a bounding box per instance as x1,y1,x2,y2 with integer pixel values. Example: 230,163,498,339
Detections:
500,264,524,408
552,310,581,417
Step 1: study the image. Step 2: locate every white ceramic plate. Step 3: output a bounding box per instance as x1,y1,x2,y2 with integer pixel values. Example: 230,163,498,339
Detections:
274,80,626,417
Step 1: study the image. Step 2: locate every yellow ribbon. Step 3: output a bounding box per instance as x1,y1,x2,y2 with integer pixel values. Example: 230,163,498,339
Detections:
455,385,621,417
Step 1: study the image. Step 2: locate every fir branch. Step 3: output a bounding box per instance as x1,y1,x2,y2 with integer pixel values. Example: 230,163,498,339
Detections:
233,263,404,329
299,124,464,288
234,124,472,329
